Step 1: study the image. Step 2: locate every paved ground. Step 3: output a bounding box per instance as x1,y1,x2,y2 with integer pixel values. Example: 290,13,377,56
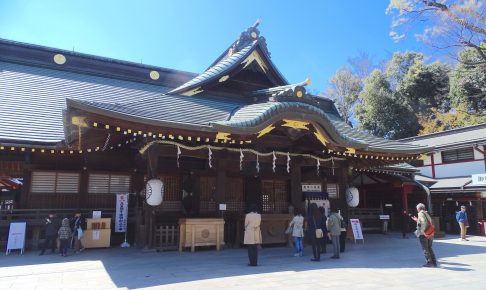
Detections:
1,233,486,290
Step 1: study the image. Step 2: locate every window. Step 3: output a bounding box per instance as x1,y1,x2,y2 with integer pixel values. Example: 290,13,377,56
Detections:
31,171,80,194
326,183,339,199
261,180,289,213
88,173,131,194
442,148,474,163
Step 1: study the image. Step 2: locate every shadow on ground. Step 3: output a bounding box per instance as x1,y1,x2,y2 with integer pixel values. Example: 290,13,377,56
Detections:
1,233,484,289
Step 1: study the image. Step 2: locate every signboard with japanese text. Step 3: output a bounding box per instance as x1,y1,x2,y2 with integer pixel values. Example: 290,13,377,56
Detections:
6,222,26,254
350,219,364,242
115,193,129,233
302,183,322,192
472,174,486,185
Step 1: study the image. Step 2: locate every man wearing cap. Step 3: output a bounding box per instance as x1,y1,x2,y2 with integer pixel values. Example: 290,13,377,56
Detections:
411,203,438,267
456,205,469,241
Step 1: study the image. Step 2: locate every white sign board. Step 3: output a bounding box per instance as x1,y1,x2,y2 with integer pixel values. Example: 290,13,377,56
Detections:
350,219,364,242
92,211,102,219
92,230,100,241
219,204,227,211
379,215,390,220
302,183,322,192
6,222,26,255
115,193,129,233
472,174,486,185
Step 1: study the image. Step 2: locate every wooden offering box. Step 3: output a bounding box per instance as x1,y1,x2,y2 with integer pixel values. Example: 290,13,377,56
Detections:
178,218,225,252
82,218,111,248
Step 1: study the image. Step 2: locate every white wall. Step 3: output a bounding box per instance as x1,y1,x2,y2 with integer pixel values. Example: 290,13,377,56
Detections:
433,152,442,164
419,166,433,177
434,160,485,178
474,147,484,160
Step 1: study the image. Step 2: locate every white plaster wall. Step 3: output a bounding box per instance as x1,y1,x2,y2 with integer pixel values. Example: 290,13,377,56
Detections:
423,156,432,166
433,152,442,164
419,167,433,177
434,160,485,178
474,147,484,160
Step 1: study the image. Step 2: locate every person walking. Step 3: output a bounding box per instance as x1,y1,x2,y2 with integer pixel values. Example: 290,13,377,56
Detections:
288,208,305,257
318,206,327,254
401,210,410,239
39,213,59,255
58,218,72,257
71,210,86,253
338,210,347,253
308,203,325,261
244,205,262,266
456,205,469,241
411,203,438,267
327,207,341,259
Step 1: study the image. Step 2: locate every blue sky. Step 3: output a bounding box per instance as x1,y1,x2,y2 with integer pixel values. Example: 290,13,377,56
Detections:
0,0,431,92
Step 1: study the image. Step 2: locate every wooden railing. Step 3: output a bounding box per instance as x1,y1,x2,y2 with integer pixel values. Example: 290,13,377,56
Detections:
348,208,383,232
154,224,179,251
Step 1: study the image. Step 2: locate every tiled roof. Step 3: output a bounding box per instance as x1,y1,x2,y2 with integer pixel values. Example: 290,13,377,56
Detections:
68,94,243,128
168,37,288,96
0,61,172,144
401,123,486,149
213,102,429,154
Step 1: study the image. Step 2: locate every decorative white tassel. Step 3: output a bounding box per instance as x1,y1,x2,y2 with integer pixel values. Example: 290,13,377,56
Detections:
176,145,181,168
256,152,260,173
316,158,320,176
208,146,212,168
240,149,244,171
332,156,335,176
286,152,290,173
272,151,276,173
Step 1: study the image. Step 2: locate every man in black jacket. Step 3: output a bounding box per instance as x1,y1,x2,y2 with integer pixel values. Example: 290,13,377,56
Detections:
39,213,59,255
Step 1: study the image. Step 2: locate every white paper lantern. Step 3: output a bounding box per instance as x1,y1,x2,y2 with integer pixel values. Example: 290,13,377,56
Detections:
346,187,359,207
146,179,164,206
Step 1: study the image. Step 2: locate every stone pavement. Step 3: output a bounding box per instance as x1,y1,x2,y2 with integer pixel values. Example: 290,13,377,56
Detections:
1,233,486,290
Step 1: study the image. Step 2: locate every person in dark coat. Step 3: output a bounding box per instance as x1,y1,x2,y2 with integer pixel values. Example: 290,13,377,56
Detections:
70,210,86,253
308,203,325,261
318,206,328,253
39,213,59,255
402,210,410,239
338,209,347,253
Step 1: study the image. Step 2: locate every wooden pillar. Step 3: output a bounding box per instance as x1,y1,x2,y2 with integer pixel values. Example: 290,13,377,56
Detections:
20,154,31,208
215,152,227,204
145,146,158,249
79,170,89,208
402,184,413,213
290,158,303,209
337,165,350,211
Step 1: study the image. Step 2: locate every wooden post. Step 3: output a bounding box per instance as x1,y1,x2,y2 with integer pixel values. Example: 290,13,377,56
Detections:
191,226,195,252
216,223,220,251
20,154,31,208
215,152,227,206
290,158,303,209
79,170,89,208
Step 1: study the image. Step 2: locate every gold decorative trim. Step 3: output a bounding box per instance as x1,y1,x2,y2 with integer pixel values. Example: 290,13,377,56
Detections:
313,129,329,146
149,71,160,80
296,90,303,98
281,119,309,130
241,51,268,73
53,54,66,65
257,124,275,138
345,147,356,154
181,87,204,96
215,132,231,141
71,116,88,127
219,75,230,82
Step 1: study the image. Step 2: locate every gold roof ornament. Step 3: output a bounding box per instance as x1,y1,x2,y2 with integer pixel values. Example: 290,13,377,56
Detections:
313,129,329,146
241,51,268,73
282,119,309,130
215,132,231,141
53,54,66,65
181,87,204,96
149,71,160,80
257,124,276,138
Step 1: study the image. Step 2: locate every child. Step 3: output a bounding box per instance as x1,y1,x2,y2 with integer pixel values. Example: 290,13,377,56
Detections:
58,218,72,257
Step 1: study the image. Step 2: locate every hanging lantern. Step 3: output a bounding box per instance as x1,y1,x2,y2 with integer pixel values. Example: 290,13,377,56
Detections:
346,187,359,207
146,179,164,206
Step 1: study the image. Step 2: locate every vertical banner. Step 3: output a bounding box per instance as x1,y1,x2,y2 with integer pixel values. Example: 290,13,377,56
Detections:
350,218,364,243
115,193,129,233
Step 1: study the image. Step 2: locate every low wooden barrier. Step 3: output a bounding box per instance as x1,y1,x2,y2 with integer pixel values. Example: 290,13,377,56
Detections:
154,224,179,251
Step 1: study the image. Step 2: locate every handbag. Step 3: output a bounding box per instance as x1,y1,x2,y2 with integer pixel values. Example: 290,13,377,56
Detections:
77,228,84,240
285,224,293,235
313,216,324,238
423,213,435,239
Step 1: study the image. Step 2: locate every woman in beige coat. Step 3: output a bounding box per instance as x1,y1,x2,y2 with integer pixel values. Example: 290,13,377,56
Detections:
288,208,304,256
244,205,262,266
